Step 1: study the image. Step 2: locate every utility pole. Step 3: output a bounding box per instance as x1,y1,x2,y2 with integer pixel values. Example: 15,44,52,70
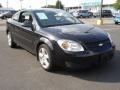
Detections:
45,0,48,8
20,0,23,9
100,0,103,21
6,0,8,9
97,0,103,25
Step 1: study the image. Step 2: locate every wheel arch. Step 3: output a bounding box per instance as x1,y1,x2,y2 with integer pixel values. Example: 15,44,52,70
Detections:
36,37,54,56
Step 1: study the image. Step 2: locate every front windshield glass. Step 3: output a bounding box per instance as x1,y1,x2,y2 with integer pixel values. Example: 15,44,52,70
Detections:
81,10,88,13
34,10,82,27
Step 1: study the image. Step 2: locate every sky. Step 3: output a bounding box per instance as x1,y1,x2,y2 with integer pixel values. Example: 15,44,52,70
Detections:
0,0,116,10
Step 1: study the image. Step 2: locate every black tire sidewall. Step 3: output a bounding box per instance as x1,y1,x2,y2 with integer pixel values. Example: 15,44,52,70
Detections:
7,31,16,48
115,22,118,25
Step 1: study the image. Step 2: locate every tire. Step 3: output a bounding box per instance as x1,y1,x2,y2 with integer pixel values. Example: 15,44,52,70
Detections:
115,22,118,25
80,15,83,18
7,31,17,48
1,16,4,19
37,44,55,71
87,16,90,18
3,16,6,19
94,16,96,18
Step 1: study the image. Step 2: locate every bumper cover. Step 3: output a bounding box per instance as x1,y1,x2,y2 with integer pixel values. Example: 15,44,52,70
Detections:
54,44,115,68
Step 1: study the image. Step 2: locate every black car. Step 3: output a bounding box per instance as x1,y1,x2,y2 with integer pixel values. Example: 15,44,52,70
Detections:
94,10,112,17
0,10,17,19
6,9,115,71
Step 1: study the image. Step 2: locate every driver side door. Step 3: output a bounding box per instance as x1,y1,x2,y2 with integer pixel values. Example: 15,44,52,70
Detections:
16,11,37,53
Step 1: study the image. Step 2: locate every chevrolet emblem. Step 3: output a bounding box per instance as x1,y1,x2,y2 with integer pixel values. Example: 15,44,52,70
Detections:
99,43,103,46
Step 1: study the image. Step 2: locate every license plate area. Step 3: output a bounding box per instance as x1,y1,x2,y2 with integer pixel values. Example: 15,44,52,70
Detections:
100,53,110,60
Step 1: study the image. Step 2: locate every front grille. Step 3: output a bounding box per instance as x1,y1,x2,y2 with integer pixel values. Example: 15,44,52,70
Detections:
84,39,111,52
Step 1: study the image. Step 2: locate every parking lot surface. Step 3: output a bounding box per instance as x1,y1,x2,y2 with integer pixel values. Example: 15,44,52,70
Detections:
0,23,120,90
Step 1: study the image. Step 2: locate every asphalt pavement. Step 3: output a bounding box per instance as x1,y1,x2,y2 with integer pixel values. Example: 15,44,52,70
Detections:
0,23,120,90
81,18,114,25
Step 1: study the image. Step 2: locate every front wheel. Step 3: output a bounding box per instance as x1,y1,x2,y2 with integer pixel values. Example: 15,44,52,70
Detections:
2,16,6,19
115,22,118,25
80,15,83,18
37,44,55,71
7,32,17,48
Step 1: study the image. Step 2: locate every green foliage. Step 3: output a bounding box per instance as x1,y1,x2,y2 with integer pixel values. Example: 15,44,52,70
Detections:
114,0,120,10
42,0,64,9
42,5,56,8
55,0,64,9
0,3,2,7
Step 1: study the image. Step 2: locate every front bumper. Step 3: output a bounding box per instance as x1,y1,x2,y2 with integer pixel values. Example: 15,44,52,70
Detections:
53,43,115,68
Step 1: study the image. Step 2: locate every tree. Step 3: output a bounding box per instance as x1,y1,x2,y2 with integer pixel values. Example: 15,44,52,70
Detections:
114,0,120,10
55,0,64,9
0,3,2,8
42,5,56,8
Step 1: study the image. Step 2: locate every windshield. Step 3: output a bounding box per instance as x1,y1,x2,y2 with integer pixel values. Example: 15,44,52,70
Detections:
34,10,82,27
81,10,88,13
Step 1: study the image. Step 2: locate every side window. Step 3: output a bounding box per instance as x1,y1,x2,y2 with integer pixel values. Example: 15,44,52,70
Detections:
18,12,33,23
12,12,20,21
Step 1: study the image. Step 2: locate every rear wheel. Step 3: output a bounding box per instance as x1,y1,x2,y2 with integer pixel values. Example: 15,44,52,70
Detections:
37,44,55,71
7,31,17,48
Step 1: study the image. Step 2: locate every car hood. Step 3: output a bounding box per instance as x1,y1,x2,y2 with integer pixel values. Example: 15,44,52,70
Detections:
116,15,120,18
43,24,108,43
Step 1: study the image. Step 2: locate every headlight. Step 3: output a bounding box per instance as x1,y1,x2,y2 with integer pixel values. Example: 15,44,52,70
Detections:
57,39,84,52
107,33,112,43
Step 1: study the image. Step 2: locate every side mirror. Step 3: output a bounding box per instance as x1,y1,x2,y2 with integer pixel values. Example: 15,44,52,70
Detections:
22,20,33,28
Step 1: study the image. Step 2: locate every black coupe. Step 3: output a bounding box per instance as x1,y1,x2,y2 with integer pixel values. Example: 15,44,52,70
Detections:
6,8,115,71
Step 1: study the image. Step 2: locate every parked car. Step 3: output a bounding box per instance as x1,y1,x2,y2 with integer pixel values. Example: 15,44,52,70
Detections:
93,10,112,17
114,14,120,24
6,9,115,71
72,11,79,18
112,13,119,18
0,10,17,19
78,10,93,18
72,10,93,18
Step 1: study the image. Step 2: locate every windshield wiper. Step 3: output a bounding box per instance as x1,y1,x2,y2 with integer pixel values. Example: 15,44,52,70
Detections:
62,23,80,25
43,25,58,27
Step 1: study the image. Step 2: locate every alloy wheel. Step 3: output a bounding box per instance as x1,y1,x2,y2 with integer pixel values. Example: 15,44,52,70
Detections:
7,32,12,46
39,47,50,69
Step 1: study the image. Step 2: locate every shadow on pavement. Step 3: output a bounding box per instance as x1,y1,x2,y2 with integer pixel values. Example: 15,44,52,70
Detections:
54,50,120,83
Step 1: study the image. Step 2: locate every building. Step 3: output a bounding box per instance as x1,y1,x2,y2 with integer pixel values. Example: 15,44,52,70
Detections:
80,0,118,13
65,6,81,12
